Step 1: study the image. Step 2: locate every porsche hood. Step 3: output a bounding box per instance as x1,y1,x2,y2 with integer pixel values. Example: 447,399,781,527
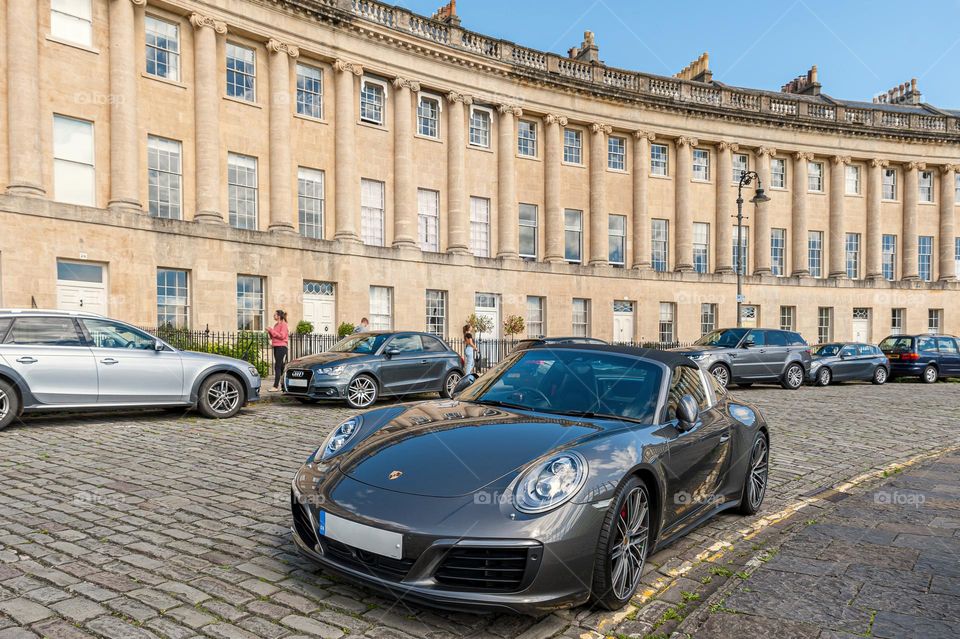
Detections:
337,400,602,497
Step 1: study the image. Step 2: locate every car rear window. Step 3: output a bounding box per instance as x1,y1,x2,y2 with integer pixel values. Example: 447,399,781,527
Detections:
6,317,83,346
880,336,913,352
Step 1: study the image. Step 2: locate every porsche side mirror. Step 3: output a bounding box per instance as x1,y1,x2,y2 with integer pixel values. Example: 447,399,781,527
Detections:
453,374,477,395
676,394,700,429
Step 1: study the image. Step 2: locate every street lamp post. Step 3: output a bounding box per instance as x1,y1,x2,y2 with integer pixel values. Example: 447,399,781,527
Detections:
735,171,771,328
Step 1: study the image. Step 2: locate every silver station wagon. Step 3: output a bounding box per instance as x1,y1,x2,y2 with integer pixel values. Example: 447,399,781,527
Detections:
0,309,261,430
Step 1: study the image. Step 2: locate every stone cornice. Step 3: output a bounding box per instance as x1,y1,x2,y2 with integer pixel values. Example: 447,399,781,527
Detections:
189,12,227,34
545,114,568,126
266,39,299,58
392,77,420,92
333,59,364,76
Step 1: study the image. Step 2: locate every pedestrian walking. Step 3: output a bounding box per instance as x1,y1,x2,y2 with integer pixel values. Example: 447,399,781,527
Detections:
463,324,477,376
354,317,370,333
266,310,289,391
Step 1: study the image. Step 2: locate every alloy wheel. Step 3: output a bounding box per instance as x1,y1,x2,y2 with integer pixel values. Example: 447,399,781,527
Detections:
710,365,730,388
445,372,462,396
610,486,649,601
0,389,8,421
207,380,240,414
874,367,887,384
348,376,377,407
818,368,831,386
786,365,803,389
923,366,938,383
747,437,769,511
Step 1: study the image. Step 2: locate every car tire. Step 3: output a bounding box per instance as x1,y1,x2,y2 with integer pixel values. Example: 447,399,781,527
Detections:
872,367,888,385
591,476,651,610
441,371,462,399
738,432,769,515
0,379,19,431
815,367,832,387
346,374,378,409
709,364,731,389
921,365,938,384
197,373,245,419
780,363,804,390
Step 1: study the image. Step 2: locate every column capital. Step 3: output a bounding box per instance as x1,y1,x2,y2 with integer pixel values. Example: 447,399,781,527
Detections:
497,104,522,116
545,113,568,126
333,59,363,76
266,38,299,58
127,0,147,6
831,155,851,165
676,136,698,147
940,163,960,175
392,77,420,92
591,122,612,135
189,13,227,34
906,161,926,171
794,151,814,162
869,158,889,168
717,141,739,152
632,130,656,141
755,146,776,158
446,91,473,105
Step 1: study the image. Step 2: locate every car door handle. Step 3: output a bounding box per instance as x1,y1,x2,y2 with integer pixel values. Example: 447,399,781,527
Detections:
16,357,37,364
100,358,119,365
420,359,428,364
720,434,730,443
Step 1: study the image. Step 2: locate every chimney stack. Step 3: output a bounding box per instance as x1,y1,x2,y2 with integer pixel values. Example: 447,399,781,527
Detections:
431,0,460,26
674,52,712,83
568,31,600,63
780,65,821,96
872,78,921,105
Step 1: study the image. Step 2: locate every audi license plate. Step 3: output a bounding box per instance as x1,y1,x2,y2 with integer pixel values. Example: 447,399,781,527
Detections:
287,378,308,387
318,511,403,559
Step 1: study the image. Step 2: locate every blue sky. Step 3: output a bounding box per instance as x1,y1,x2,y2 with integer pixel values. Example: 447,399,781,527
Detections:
399,0,960,108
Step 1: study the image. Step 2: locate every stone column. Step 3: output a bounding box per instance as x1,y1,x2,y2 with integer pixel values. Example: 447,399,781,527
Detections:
938,164,957,281
865,159,887,279
753,147,776,275
5,0,45,195
391,77,419,249
589,123,612,266
333,59,363,242
496,104,521,260
107,0,143,210
446,92,471,254
674,136,697,271
543,114,566,263
631,131,654,270
791,152,812,276
190,13,227,223
901,162,922,280
714,142,736,273
828,155,850,278
266,39,298,233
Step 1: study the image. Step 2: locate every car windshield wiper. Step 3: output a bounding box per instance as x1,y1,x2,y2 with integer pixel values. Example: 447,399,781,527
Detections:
537,408,647,425
474,399,535,411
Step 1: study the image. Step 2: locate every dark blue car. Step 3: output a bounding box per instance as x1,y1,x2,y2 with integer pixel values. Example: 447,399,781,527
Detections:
879,334,960,383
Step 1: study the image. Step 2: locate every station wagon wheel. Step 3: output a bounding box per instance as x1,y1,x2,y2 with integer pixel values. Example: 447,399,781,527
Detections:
0,380,18,431
872,366,888,385
442,371,462,399
922,365,938,384
739,433,769,515
346,375,378,409
197,373,245,419
591,477,650,610
709,364,730,388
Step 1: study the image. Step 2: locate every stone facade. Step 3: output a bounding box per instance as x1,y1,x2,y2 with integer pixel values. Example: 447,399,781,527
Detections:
1,0,959,342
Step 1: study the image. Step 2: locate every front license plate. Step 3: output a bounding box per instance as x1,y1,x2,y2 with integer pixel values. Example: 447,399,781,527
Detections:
287,378,308,387
318,511,403,559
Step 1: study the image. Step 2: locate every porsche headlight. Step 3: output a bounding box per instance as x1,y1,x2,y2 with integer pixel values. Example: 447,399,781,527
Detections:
317,416,362,460
317,366,345,376
514,452,587,514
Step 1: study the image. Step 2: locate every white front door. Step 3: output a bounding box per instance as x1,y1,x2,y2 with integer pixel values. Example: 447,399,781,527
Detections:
474,293,500,364
852,308,871,342
302,281,336,336
613,301,635,343
56,261,107,315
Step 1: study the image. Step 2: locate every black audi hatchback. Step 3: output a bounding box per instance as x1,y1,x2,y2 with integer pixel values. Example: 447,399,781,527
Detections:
283,332,465,408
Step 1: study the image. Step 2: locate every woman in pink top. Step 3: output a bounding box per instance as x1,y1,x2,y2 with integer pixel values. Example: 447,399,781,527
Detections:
266,310,290,391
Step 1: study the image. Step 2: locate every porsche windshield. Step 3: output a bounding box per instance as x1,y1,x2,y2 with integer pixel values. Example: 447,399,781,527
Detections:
330,334,390,353
694,329,748,348
461,349,663,423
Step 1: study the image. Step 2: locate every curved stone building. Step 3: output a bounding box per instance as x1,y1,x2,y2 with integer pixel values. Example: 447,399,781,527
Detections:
1,0,958,344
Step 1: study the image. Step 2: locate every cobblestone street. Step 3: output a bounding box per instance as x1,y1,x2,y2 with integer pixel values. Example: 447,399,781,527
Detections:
0,382,958,639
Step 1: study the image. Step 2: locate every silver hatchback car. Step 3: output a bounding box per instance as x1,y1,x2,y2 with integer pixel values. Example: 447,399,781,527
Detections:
0,309,261,430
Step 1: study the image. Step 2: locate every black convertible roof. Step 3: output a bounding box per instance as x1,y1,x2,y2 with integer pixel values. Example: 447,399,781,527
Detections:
526,342,698,368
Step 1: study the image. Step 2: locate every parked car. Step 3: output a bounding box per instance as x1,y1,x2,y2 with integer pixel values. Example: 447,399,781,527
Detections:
0,309,261,430
283,331,464,409
670,328,811,390
879,334,960,383
512,336,608,352
291,344,769,614
808,342,889,386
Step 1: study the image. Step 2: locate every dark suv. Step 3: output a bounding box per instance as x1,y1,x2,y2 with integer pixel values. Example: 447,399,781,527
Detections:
671,328,811,390
879,334,960,383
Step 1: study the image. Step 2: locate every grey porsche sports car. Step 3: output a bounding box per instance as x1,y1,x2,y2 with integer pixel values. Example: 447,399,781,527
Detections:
290,344,770,614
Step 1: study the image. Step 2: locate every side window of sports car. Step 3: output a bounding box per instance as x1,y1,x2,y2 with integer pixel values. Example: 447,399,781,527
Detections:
666,366,710,420
389,334,423,353
421,336,448,353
